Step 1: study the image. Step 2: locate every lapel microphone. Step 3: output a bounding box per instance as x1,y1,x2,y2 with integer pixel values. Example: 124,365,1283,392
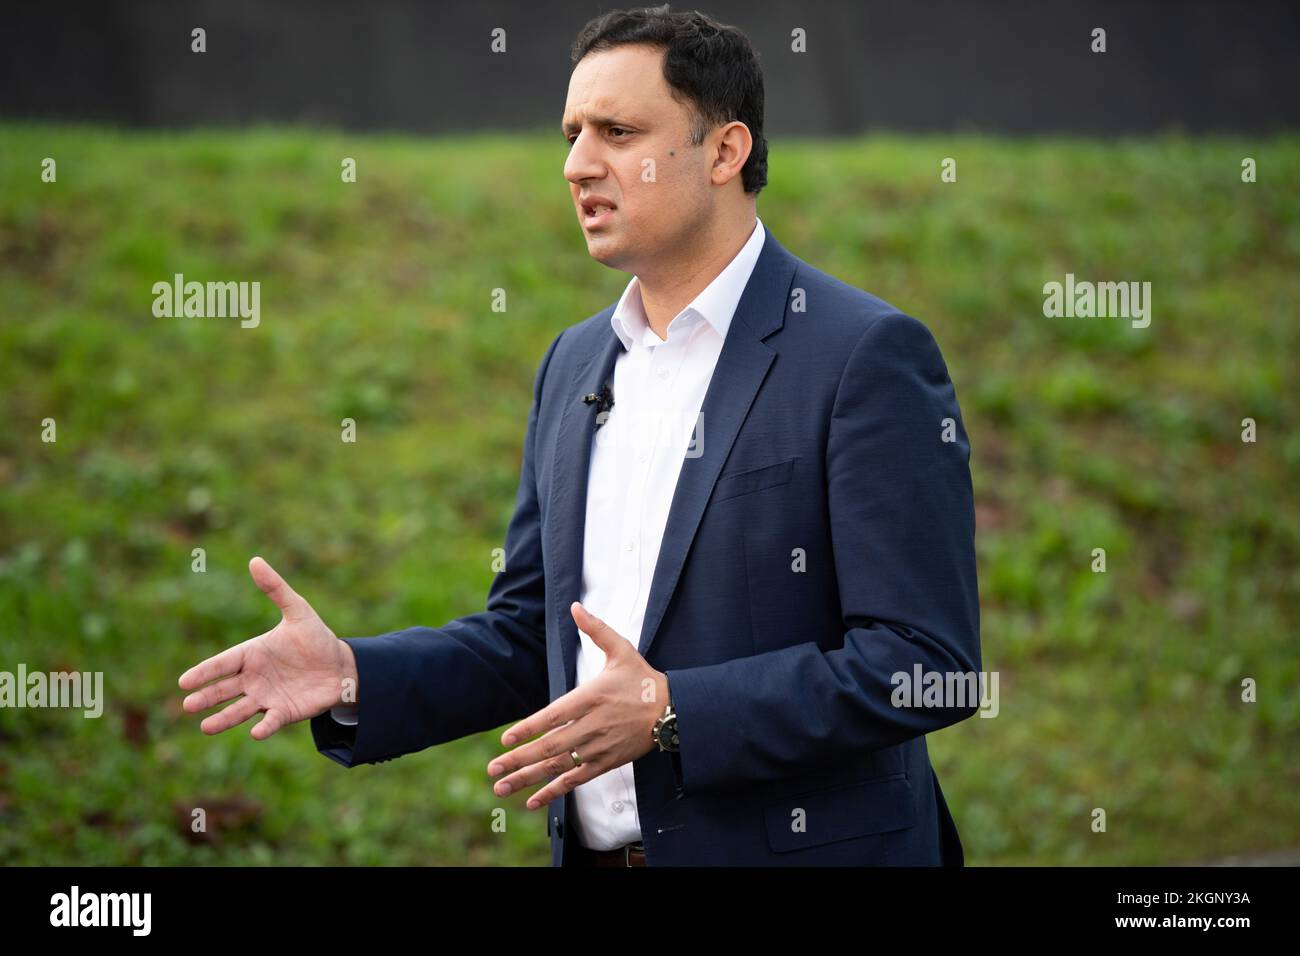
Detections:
581,381,615,431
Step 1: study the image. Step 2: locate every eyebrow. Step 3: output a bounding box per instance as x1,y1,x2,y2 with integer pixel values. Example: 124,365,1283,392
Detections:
561,113,631,137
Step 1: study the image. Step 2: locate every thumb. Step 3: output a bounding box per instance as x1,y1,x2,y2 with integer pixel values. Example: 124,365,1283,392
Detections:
249,556,311,622
571,601,627,660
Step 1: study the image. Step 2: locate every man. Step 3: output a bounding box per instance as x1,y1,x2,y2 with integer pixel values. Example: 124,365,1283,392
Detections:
178,5,981,867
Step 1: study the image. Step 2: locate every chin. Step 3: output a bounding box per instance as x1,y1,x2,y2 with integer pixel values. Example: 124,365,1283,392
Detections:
585,237,624,267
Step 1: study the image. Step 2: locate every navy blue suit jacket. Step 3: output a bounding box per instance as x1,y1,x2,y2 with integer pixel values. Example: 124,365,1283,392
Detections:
312,226,981,866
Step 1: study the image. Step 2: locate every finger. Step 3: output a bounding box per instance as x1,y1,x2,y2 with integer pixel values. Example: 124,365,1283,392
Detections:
249,555,310,622
524,767,592,811
199,695,260,735
178,641,248,691
497,684,593,750
491,717,599,794
493,750,584,797
490,716,579,778
182,675,244,713
250,709,286,741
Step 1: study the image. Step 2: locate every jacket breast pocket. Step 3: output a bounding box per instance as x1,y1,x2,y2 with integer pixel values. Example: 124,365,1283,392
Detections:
764,771,917,853
711,456,797,504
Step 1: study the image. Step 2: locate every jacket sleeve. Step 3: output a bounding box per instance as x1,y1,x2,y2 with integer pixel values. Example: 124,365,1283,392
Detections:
663,311,982,794
311,329,565,768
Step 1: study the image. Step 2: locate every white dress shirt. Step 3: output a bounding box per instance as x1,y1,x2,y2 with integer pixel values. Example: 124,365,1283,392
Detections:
332,217,768,854
569,216,766,850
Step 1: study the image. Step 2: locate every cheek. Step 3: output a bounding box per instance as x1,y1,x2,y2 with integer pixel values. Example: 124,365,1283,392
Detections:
654,150,690,187
619,153,698,221
631,147,689,192
662,154,712,203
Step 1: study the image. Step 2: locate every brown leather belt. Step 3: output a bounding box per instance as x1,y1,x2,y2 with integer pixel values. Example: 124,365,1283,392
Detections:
579,840,647,866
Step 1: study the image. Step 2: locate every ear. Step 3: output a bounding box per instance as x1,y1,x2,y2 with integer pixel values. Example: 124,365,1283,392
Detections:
711,120,753,186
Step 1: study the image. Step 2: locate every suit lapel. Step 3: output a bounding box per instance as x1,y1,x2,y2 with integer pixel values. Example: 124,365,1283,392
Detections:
549,228,798,691
635,231,795,660
549,325,622,693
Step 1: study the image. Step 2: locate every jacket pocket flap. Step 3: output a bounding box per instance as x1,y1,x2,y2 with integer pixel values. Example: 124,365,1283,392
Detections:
764,772,916,853
712,456,796,503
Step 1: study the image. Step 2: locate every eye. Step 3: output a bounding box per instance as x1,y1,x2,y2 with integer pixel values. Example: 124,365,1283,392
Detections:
567,127,629,146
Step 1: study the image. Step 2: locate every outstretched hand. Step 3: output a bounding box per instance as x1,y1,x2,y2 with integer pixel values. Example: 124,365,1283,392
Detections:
178,556,356,740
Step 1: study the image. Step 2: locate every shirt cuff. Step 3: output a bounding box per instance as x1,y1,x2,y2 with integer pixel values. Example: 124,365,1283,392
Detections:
330,704,360,726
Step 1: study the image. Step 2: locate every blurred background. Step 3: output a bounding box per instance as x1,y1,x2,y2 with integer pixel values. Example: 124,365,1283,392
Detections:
0,0,1297,865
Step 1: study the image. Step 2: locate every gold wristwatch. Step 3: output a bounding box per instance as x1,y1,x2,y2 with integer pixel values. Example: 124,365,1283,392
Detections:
651,702,679,752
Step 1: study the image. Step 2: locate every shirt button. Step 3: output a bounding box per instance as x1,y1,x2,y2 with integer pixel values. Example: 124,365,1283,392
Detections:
625,540,635,551
611,800,625,814
657,368,670,379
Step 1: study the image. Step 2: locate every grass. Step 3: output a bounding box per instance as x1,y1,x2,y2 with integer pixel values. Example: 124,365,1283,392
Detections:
0,123,1297,864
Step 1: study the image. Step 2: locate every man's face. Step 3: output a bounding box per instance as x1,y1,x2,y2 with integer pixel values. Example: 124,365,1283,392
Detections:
562,44,712,272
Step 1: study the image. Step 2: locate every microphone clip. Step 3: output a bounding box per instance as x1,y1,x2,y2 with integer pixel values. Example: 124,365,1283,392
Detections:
581,382,615,431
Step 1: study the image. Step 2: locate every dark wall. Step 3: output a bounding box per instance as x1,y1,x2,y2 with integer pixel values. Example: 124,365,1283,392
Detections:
3,0,1298,135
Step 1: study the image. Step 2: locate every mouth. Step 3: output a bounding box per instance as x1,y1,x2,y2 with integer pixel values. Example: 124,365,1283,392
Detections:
580,197,617,229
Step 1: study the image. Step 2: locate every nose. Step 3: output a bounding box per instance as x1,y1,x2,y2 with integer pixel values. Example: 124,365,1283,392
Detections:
563,130,605,188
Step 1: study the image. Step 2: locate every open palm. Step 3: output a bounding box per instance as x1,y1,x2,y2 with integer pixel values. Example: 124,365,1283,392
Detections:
178,556,355,740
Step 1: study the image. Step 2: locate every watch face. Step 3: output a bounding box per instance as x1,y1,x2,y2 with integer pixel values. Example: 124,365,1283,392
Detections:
662,716,679,751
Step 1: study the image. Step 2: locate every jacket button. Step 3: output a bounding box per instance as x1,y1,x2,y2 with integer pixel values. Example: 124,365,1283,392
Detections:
553,817,564,839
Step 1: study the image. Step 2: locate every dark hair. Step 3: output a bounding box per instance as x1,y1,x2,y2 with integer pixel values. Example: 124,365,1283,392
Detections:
570,4,768,196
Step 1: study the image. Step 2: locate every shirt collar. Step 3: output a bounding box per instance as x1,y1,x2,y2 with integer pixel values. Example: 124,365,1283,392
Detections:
610,216,766,351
